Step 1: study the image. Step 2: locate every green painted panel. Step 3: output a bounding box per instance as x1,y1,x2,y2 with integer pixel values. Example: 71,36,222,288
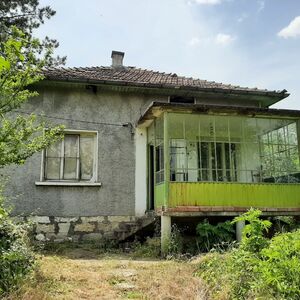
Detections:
168,182,300,208
155,183,165,208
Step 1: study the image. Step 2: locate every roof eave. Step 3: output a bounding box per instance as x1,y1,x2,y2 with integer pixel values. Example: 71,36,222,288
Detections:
137,102,300,127
40,76,289,103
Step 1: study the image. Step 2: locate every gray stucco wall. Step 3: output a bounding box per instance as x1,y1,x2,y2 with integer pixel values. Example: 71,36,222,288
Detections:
4,83,167,217
3,81,262,219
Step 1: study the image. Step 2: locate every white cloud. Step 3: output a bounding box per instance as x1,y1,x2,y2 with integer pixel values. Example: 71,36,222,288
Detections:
190,0,222,5
278,16,300,39
215,33,235,45
257,0,265,13
188,37,201,46
237,13,248,23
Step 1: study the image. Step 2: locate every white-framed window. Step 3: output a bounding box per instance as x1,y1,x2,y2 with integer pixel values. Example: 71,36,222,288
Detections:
42,130,98,182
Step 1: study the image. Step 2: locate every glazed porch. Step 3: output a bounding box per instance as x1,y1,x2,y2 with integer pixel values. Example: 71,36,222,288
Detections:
146,109,300,215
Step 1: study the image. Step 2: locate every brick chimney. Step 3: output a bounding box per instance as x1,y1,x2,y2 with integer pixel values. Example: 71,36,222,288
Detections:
111,50,124,67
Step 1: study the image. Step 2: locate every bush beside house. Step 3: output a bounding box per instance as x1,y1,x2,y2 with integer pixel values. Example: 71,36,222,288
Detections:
196,209,300,300
0,195,35,296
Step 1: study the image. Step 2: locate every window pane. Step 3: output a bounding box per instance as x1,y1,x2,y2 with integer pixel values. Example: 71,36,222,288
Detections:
187,141,198,182
155,116,164,145
200,142,209,170
215,116,229,142
216,143,223,181
185,115,199,140
288,123,298,145
243,142,260,182
45,158,60,180
64,158,77,180
156,144,164,183
289,147,300,172
80,136,94,180
210,143,217,181
169,114,184,139
198,142,211,181
170,140,187,182
259,119,300,183
64,135,79,157
229,117,243,143
63,135,79,180
47,141,62,157
199,116,215,142
243,118,258,142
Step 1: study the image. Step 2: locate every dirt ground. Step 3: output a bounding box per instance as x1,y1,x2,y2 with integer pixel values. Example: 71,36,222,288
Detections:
12,247,207,300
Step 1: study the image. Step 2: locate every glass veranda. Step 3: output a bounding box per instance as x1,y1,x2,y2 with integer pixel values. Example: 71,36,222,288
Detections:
148,113,300,184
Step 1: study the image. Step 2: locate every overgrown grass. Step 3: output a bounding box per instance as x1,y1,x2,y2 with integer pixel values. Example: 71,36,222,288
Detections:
131,237,161,258
7,249,204,300
196,209,300,300
6,207,300,299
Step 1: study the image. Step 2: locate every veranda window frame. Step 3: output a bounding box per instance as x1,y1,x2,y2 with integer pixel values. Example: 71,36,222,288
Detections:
260,122,300,182
161,112,300,184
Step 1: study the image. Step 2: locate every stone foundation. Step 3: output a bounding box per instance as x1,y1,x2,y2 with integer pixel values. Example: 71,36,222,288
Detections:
25,215,141,243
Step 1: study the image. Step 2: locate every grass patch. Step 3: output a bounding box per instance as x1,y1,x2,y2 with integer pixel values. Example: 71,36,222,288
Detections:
108,276,126,286
123,291,143,299
130,237,161,259
7,244,204,299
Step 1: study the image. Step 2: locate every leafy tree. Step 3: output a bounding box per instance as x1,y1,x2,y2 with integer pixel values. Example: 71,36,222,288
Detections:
0,0,66,66
0,0,55,30
0,28,63,167
0,1,64,167
0,2,64,295
0,29,63,295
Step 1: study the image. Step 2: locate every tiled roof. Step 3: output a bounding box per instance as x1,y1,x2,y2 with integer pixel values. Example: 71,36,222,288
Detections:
43,66,288,97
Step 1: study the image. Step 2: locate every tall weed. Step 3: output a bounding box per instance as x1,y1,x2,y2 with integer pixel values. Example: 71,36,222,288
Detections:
196,209,300,300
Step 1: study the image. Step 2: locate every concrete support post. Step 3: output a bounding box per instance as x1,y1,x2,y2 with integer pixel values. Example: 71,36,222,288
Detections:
236,220,245,242
161,215,171,255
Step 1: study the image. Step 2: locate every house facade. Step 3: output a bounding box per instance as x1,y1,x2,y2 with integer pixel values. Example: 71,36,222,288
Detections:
5,51,300,247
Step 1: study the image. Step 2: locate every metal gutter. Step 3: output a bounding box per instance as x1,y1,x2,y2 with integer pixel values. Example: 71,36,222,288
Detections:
41,76,289,100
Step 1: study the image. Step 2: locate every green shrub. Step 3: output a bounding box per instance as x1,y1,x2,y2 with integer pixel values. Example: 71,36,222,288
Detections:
196,209,300,300
258,230,300,299
196,219,235,252
197,249,262,299
233,208,272,253
0,197,35,295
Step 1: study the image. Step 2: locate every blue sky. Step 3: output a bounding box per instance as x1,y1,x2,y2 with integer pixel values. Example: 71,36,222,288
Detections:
37,0,300,109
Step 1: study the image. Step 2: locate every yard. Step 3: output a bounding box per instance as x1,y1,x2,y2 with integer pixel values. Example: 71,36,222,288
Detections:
7,246,205,300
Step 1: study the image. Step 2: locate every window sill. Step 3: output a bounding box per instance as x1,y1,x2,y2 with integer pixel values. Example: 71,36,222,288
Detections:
35,181,102,187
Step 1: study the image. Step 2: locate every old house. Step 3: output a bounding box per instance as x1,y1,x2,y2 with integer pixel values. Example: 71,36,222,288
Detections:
6,51,300,249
